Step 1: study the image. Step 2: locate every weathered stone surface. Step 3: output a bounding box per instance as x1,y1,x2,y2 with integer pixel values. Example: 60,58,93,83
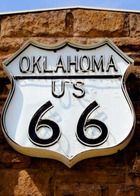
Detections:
30,157,66,170
87,37,140,51
54,183,102,196
130,14,140,37
0,84,9,100
1,10,130,38
114,185,140,196
125,149,140,184
133,101,140,115
126,172,140,184
0,53,13,78
73,151,125,169
133,66,140,78
1,37,140,54
0,170,19,195
0,169,53,196
110,185,140,196
0,148,31,168
73,10,129,37
132,154,140,174
127,76,140,101
0,37,87,53
55,169,125,184
14,170,43,196
125,52,140,66
1,11,68,38
0,38,26,53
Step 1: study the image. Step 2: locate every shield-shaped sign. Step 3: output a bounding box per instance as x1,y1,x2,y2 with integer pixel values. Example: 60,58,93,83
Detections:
1,38,135,167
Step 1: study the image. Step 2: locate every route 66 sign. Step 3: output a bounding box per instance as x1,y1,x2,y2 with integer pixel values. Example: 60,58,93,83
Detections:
1,38,135,168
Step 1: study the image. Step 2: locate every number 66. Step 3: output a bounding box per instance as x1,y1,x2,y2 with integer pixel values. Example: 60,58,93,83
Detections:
28,101,108,147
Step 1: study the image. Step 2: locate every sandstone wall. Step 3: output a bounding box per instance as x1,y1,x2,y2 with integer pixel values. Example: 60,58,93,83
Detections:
0,8,140,196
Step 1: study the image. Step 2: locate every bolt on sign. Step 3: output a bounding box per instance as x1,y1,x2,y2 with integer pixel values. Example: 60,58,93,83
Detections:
1,38,135,168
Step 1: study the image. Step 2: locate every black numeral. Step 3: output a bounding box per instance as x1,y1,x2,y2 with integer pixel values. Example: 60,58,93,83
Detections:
76,101,108,146
29,101,108,147
28,101,61,147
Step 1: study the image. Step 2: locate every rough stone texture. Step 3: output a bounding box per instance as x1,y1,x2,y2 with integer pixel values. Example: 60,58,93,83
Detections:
54,184,102,196
114,185,140,196
1,10,130,38
0,169,53,196
1,11,67,37
130,14,140,37
110,185,140,196
73,10,129,37
0,7,140,196
0,148,31,168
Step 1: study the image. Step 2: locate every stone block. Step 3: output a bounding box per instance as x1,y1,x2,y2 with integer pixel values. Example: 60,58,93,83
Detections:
54,183,102,196
1,11,67,38
114,185,140,196
73,151,125,170
0,169,53,196
1,10,130,38
73,10,129,37
0,148,31,168
54,168,125,184
130,14,140,37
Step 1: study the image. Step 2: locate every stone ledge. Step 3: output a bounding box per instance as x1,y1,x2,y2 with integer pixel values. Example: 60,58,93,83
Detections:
0,10,130,38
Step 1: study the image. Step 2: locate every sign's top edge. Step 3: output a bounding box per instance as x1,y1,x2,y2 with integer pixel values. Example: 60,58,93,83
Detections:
0,6,140,16
2,38,134,67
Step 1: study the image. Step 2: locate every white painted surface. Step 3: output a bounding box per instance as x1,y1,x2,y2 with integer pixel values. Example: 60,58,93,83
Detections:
2,39,135,167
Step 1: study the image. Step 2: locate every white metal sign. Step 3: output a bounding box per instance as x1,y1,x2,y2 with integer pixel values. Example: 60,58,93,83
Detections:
1,38,135,167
